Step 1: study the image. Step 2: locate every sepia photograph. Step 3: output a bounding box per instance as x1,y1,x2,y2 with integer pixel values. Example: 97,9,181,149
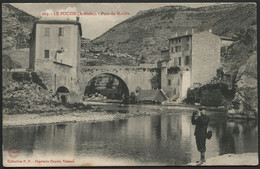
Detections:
2,1,258,167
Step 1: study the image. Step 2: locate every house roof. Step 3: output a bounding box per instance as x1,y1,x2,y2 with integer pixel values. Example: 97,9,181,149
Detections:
34,20,82,36
137,89,167,102
168,30,222,41
161,49,169,52
168,34,192,40
220,36,234,41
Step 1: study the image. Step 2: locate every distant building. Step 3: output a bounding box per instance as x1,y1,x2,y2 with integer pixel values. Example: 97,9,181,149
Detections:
220,36,235,57
160,49,170,61
220,36,235,47
158,30,222,100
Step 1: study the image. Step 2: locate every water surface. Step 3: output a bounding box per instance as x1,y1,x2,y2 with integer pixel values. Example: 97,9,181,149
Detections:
3,105,258,166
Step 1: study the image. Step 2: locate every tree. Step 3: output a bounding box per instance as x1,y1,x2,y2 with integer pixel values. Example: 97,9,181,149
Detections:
106,76,115,89
88,77,97,94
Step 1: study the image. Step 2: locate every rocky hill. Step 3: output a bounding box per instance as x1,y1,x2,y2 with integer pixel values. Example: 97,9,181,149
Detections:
2,3,37,50
93,3,256,63
223,25,257,119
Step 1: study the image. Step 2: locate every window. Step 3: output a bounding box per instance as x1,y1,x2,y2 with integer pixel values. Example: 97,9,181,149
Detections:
44,50,49,58
185,44,189,51
168,79,171,86
185,56,189,65
186,37,189,41
44,28,50,36
58,27,64,36
171,46,174,53
175,38,181,43
174,57,178,66
179,57,181,66
175,46,181,52
173,88,176,95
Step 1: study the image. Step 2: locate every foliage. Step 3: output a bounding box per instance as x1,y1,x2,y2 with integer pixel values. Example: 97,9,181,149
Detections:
2,54,22,69
106,76,115,89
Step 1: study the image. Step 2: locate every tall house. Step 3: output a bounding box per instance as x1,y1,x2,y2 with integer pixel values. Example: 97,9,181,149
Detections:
158,31,221,100
29,20,82,93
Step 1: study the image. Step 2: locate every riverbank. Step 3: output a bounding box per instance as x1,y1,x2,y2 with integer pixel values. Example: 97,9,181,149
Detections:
3,105,170,127
3,101,228,127
188,153,258,166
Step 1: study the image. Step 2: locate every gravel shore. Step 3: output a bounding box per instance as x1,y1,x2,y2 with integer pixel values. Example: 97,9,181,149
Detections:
188,153,258,166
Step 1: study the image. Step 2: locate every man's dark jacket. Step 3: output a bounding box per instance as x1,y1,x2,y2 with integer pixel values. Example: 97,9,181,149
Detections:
191,111,209,137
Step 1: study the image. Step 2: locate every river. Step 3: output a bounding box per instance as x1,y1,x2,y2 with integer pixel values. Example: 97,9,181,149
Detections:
2,104,258,166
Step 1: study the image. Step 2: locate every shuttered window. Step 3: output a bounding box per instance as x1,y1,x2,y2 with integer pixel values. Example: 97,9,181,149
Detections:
168,79,171,86
59,27,64,36
44,28,50,36
44,50,49,58
185,56,189,65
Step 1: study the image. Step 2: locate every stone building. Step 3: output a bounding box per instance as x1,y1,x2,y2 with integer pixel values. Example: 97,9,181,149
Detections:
29,19,82,102
158,30,221,100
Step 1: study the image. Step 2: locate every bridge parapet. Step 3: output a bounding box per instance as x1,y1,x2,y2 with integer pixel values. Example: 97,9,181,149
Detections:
80,65,157,72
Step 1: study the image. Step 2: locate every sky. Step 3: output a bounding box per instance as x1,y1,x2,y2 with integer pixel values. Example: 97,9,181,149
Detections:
10,3,232,40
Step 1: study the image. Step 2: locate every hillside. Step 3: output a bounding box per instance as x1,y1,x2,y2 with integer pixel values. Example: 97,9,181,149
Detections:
93,3,256,63
2,4,38,69
2,3,38,49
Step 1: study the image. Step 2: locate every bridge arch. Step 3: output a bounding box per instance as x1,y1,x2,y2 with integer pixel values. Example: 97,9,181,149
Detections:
56,86,70,103
83,73,129,101
56,86,70,93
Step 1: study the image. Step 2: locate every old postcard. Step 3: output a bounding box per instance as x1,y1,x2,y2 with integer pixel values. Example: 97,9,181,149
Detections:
2,2,258,167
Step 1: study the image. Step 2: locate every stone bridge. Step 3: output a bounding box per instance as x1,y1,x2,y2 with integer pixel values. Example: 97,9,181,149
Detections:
43,64,159,103
78,65,158,96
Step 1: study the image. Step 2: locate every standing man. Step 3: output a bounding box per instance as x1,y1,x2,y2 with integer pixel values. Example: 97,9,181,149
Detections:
191,108,209,165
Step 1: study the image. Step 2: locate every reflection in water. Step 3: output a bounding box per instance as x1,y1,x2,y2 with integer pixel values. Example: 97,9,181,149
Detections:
3,106,258,166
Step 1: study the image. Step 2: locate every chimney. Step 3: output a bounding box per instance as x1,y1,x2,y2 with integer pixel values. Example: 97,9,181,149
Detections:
185,30,188,35
175,32,178,37
191,28,194,34
208,28,212,33
76,16,80,22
